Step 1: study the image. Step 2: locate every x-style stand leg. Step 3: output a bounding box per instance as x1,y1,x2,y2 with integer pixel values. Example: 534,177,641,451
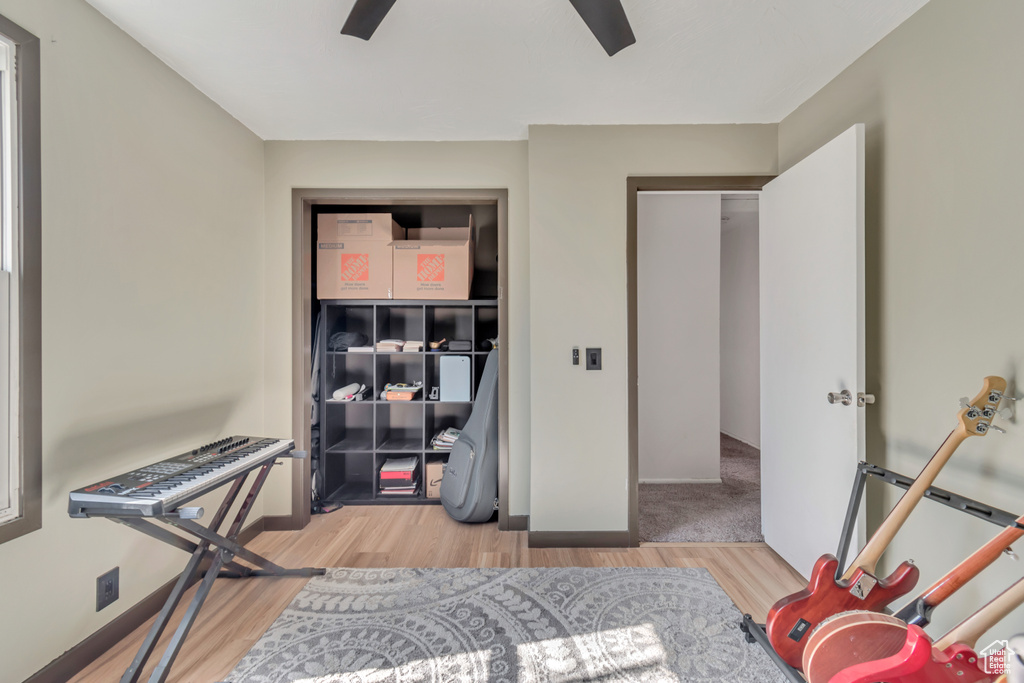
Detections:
117,462,325,683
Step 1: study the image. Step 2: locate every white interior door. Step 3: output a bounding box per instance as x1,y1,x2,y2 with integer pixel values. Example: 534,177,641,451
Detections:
760,124,865,577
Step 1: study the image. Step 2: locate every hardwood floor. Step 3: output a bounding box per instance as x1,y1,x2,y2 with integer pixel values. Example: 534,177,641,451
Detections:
70,505,806,683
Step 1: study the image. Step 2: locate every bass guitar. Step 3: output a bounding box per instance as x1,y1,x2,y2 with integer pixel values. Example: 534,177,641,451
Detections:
766,376,1007,670
802,510,1024,680
823,575,1024,683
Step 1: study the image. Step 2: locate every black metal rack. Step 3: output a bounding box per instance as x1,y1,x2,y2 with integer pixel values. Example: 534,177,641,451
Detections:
740,460,1023,682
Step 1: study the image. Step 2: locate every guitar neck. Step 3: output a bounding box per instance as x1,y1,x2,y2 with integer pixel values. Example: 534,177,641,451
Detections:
915,516,1024,609
843,431,965,580
935,576,1024,651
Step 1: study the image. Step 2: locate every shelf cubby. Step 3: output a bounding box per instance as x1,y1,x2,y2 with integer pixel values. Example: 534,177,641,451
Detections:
324,353,373,398
426,403,472,447
316,299,496,507
323,452,375,503
323,403,374,452
375,402,425,451
375,353,424,400
475,306,499,351
375,306,424,344
425,307,474,347
325,305,373,349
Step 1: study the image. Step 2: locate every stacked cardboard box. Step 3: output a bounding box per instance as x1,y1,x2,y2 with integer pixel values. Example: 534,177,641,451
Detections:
425,460,445,499
316,213,475,300
316,213,403,299
392,217,475,300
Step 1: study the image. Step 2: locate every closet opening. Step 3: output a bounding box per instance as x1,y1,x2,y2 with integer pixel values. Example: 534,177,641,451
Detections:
290,189,510,531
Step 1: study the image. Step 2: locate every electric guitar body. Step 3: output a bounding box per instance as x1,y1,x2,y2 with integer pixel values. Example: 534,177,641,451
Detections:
764,376,1007,671
766,555,920,668
827,623,993,683
803,559,1024,682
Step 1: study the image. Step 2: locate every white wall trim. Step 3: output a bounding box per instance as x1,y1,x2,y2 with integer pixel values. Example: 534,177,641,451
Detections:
639,478,723,484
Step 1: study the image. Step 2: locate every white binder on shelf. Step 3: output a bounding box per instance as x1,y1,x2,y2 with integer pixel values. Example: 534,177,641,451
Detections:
439,355,471,402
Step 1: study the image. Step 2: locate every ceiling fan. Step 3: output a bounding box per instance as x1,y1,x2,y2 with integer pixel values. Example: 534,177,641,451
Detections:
340,0,637,56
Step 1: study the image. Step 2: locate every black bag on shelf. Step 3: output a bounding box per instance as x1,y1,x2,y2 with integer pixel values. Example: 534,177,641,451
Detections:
328,331,368,351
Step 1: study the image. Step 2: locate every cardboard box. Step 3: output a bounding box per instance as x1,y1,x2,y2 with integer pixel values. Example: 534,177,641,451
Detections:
425,460,445,499
392,218,475,300
317,214,403,299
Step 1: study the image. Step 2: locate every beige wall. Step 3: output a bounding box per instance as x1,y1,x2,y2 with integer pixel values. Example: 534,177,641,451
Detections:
260,141,531,517
780,0,1024,637
527,125,777,532
0,0,266,680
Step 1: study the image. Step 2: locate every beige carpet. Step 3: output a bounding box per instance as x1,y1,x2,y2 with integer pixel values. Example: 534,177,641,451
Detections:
639,434,763,543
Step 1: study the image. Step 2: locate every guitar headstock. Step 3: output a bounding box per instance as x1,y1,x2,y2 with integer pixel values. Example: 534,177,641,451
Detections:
957,376,1008,437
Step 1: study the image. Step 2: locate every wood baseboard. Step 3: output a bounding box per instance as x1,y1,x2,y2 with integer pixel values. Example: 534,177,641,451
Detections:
25,516,267,683
528,530,630,548
507,514,529,531
264,513,303,531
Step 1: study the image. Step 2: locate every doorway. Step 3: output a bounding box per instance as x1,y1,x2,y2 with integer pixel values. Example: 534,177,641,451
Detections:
626,125,866,566
635,191,762,543
625,176,773,547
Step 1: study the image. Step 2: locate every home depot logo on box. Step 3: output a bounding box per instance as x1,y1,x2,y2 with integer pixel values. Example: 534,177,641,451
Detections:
417,254,445,282
339,253,370,282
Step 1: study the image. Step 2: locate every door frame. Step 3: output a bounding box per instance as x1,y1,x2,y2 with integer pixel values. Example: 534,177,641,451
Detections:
626,176,775,546
286,188,511,531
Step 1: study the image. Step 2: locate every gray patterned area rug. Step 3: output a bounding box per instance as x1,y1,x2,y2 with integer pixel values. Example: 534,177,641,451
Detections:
227,567,785,682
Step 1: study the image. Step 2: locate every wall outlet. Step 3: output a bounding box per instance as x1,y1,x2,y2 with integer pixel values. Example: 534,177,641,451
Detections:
586,348,602,370
97,567,119,612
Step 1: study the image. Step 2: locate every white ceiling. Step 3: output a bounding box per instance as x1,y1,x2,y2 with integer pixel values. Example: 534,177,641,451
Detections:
83,0,929,141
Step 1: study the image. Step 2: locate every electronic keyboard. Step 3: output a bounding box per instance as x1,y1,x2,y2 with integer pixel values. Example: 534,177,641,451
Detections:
68,435,294,518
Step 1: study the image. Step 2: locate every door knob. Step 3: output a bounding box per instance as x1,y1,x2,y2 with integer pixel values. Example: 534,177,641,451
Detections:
828,390,853,406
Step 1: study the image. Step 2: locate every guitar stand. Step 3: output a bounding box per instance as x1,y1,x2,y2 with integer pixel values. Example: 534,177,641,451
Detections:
740,459,1024,682
92,454,327,683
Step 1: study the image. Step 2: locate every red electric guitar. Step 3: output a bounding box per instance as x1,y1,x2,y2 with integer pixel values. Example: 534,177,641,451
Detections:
802,509,1024,680
765,376,1007,670
824,576,1024,683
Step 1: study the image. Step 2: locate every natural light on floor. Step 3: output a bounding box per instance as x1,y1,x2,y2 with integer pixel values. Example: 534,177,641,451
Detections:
287,623,676,682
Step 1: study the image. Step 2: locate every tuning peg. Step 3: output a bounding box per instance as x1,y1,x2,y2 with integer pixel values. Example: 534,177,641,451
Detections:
989,424,1007,434
1004,547,1019,561
960,397,971,409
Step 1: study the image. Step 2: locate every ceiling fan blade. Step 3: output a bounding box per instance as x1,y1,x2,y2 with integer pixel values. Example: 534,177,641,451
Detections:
568,0,636,56
341,0,398,40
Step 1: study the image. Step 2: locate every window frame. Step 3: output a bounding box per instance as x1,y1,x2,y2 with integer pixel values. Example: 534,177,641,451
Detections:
0,13,41,545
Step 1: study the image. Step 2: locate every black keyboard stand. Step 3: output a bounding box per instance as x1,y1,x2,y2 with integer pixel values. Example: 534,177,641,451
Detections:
740,460,1023,682
84,449,325,683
